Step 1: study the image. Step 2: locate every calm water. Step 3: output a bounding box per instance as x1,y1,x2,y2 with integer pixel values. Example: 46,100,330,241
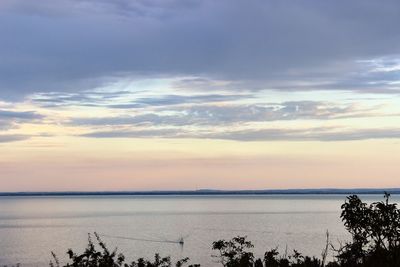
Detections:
0,194,398,266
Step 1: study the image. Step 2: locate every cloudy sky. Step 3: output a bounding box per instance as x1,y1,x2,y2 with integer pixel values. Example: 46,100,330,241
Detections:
1,0,400,191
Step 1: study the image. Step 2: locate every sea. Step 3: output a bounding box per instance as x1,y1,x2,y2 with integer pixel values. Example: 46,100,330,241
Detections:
0,194,398,266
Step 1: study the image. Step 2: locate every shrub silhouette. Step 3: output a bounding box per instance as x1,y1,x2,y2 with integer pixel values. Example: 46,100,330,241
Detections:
212,238,322,267
212,236,255,267
49,232,198,267
334,193,400,267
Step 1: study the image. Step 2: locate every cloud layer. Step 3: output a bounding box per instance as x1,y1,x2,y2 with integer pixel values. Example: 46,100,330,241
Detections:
70,101,374,126
80,127,400,142
0,1,400,144
2,0,400,98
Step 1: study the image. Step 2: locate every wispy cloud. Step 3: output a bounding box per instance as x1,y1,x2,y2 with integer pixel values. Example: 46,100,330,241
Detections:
81,128,182,139
70,101,378,127
31,91,132,107
0,134,30,143
79,127,400,142
205,128,400,142
0,109,43,120
133,94,251,107
0,109,44,130
32,91,251,108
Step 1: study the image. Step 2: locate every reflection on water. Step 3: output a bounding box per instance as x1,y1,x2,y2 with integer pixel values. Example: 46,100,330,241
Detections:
0,194,398,266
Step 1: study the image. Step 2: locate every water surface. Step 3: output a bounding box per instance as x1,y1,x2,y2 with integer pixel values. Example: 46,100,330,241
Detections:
0,194,397,266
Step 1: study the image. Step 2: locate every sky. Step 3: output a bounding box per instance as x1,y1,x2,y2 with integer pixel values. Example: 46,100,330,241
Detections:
1,0,400,191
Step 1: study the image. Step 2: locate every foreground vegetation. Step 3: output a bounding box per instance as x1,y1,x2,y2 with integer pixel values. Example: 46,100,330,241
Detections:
6,194,400,267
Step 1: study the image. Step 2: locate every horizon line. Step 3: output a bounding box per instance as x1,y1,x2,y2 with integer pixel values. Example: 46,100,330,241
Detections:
1,187,400,196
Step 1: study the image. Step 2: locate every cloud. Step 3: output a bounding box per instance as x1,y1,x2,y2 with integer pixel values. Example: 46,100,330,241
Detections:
72,99,399,142
0,134,30,143
70,101,375,127
0,109,44,130
205,128,400,142
81,128,182,139
72,114,188,127
109,93,252,108
31,91,133,108
133,94,251,106
0,109,43,120
2,0,400,99
79,127,400,142
32,91,251,108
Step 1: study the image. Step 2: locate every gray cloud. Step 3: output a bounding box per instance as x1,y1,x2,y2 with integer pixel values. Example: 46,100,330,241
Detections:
81,128,182,139
0,134,30,143
0,109,44,130
2,0,400,99
70,101,374,127
79,127,400,142
207,128,400,142
0,110,43,120
134,94,251,107
109,94,252,108
72,114,188,127
32,91,131,108
32,91,250,108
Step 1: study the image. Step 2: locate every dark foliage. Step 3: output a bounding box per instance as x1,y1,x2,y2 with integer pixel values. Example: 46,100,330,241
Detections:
212,239,322,267
212,236,255,267
334,193,400,267
49,232,198,267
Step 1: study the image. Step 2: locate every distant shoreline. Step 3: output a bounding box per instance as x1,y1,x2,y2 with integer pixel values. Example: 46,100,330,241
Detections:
1,188,400,196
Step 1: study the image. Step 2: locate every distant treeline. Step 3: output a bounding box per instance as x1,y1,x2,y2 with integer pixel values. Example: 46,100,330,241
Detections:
2,188,400,196
5,193,400,267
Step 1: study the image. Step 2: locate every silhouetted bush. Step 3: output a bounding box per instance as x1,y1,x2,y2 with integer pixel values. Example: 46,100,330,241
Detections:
334,193,400,267
212,238,322,267
49,232,198,267
212,236,255,267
